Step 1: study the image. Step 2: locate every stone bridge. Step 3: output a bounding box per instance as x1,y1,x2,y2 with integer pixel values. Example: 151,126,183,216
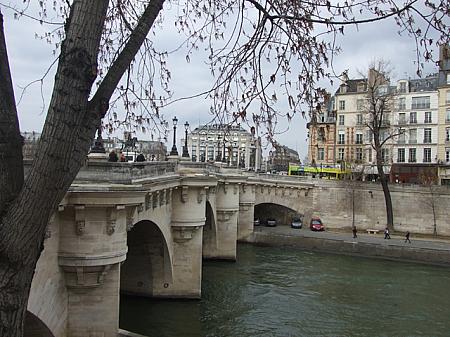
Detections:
25,160,450,337
25,161,314,337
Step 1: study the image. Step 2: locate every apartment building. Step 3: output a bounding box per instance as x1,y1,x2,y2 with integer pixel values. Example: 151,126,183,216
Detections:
307,46,450,183
391,75,439,165
307,93,337,166
437,44,450,185
187,124,261,169
333,70,394,178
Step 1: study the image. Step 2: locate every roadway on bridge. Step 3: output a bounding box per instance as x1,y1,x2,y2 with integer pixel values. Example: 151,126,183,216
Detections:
254,225,450,252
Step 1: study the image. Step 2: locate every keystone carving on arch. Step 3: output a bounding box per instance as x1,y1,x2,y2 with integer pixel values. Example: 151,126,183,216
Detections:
197,188,207,204
168,188,173,204
223,183,229,194
106,220,116,235
181,186,189,203
160,190,165,206
125,206,136,231
233,184,238,195
74,205,86,236
145,193,152,210
240,183,246,194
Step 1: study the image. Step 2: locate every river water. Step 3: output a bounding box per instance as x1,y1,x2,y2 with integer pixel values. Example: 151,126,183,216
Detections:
120,244,450,337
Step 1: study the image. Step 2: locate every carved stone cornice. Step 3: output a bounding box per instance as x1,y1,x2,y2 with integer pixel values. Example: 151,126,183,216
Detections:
239,201,254,212
171,225,201,243
61,265,112,289
216,208,238,222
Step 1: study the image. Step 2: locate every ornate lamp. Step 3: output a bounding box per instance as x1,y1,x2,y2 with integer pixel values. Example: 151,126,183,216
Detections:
170,116,179,156
182,121,190,158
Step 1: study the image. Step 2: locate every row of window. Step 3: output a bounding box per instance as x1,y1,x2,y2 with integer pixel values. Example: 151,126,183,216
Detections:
397,148,431,163
337,110,448,127
338,96,434,111
317,146,450,164
336,128,434,145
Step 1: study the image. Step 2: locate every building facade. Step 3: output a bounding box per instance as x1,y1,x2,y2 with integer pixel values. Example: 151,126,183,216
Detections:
307,45,450,184
267,143,300,172
186,124,262,169
307,93,337,166
437,44,450,185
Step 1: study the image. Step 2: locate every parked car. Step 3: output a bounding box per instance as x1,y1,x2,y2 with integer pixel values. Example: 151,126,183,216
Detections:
291,217,303,229
310,217,325,231
266,218,277,227
253,218,260,226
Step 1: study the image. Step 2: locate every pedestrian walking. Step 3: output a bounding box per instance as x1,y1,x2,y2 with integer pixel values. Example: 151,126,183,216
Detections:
384,227,391,239
404,231,411,243
352,226,357,239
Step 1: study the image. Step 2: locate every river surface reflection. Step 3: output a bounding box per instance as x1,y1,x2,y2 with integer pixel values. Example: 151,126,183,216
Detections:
120,244,450,337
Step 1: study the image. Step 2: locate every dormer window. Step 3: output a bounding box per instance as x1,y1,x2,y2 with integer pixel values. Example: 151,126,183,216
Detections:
340,85,347,94
357,82,365,92
399,81,407,93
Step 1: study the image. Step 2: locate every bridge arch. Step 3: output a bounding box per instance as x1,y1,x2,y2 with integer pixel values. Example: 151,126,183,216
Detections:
24,311,55,337
120,220,173,297
254,202,302,226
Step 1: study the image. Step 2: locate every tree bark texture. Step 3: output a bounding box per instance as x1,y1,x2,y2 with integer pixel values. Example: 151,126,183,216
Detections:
0,0,167,336
0,9,23,217
374,137,394,230
0,1,110,336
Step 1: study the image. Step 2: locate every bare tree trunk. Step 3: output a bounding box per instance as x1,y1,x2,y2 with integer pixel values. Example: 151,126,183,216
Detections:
0,0,167,335
0,9,23,216
429,186,437,236
0,2,110,335
375,145,394,230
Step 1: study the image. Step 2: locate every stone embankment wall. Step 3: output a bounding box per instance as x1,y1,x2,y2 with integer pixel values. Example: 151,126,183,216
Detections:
313,180,450,235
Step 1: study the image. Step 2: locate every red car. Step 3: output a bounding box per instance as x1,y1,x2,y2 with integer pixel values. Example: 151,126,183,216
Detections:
310,217,325,231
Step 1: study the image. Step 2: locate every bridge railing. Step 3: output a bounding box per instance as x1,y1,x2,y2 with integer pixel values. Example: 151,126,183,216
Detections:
74,161,177,184
177,161,221,174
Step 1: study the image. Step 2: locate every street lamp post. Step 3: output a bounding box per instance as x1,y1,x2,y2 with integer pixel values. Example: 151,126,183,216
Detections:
182,121,190,158
216,135,221,161
222,133,226,163
170,116,179,156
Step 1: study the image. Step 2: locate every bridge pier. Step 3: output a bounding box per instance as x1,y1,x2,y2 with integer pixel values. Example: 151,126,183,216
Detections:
213,181,240,260
58,202,128,337
237,183,255,240
169,185,207,298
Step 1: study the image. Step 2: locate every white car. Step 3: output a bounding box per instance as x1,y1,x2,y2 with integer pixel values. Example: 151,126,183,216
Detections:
266,218,277,227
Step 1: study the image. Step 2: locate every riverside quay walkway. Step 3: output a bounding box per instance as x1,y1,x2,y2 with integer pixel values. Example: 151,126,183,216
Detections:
248,226,450,266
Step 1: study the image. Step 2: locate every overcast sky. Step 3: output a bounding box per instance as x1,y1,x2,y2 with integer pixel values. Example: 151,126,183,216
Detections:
2,2,441,160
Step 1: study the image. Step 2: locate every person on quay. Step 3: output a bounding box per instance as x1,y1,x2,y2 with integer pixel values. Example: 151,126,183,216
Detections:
384,227,391,239
404,231,411,243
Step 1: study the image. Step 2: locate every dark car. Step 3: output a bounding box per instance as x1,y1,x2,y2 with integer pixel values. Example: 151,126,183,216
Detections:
310,217,325,231
291,217,303,229
266,218,277,227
